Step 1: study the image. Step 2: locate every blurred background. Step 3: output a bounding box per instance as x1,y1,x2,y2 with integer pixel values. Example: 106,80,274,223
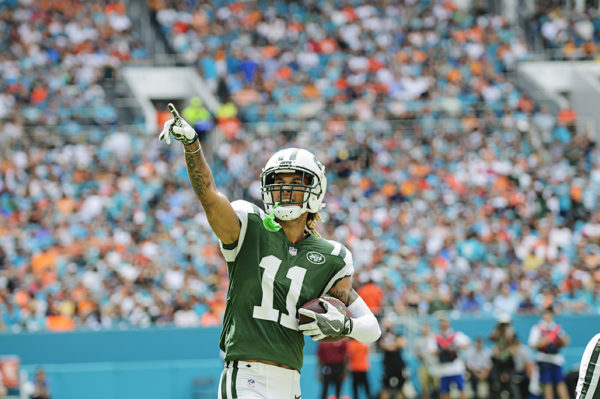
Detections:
1,0,600,397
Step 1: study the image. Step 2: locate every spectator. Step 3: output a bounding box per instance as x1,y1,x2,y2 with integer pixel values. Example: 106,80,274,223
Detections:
30,368,51,399
518,292,538,315
457,288,484,314
528,307,570,399
347,339,372,399
199,306,221,328
379,319,407,399
512,336,535,399
357,279,384,320
182,97,213,138
489,313,518,398
317,340,348,399
489,313,517,355
173,302,200,328
415,323,438,399
430,317,471,399
493,283,520,316
465,337,492,399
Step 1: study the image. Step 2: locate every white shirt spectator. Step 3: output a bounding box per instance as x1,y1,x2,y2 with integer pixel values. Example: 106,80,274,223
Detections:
415,334,437,369
165,267,185,291
174,308,200,327
493,292,520,315
108,13,132,32
574,19,594,41
428,331,471,377
82,268,103,294
79,194,104,222
582,221,600,240
466,345,492,371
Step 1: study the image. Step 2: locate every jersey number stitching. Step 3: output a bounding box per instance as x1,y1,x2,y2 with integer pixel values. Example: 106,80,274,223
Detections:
252,255,306,330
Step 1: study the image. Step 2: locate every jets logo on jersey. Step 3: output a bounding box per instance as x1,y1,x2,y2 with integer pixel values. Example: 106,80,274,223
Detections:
306,251,325,264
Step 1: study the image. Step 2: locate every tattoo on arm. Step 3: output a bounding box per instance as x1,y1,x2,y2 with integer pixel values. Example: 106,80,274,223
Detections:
184,147,214,202
329,288,359,307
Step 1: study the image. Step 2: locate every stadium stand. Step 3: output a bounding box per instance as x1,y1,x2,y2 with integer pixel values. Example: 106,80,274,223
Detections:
525,2,600,60
0,0,599,340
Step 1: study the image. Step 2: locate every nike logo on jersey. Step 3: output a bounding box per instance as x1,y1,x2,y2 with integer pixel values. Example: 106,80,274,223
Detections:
295,396,301,399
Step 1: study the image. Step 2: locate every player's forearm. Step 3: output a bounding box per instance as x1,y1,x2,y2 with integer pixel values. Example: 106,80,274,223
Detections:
183,140,218,205
347,297,381,343
183,141,240,244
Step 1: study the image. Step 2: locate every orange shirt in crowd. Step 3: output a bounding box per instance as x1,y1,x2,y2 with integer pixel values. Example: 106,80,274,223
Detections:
156,110,172,128
357,282,383,315
347,339,370,372
200,309,221,327
46,315,75,332
105,1,126,15
558,108,577,125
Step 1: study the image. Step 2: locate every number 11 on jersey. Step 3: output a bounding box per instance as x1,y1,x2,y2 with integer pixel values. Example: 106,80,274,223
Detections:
252,255,307,330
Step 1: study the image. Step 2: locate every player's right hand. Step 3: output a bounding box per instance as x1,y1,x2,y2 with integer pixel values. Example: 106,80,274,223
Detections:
158,103,198,145
298,299,352,341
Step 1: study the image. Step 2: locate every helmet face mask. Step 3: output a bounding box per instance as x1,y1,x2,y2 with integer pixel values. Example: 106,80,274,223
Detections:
261,148,327,221
265,171,313,206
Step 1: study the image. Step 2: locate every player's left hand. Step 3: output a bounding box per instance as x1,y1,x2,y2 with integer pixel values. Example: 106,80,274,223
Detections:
298,299,352,341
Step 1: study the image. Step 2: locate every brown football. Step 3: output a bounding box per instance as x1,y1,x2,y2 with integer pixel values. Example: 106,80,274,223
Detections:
298,296,349,343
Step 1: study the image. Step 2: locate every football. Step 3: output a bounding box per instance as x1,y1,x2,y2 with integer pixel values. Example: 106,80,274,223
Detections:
298,296,349,343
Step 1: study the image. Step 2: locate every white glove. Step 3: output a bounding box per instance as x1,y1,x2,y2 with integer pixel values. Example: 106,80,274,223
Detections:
158,103,198,145
298,299,352,341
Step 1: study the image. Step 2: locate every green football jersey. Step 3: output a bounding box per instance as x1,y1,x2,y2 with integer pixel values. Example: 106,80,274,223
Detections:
218,200,354,371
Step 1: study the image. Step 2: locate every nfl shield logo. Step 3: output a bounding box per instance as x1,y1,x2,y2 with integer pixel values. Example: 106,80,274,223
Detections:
289,247,297,256
247,378,255,388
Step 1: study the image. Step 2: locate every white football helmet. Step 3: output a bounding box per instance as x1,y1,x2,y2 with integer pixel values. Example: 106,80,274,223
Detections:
261,148,327,221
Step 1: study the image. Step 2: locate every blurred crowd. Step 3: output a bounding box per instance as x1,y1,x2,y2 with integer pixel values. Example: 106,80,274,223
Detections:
526,1,600,60
153,0,529,126
0,0,146,139
1,0,600,333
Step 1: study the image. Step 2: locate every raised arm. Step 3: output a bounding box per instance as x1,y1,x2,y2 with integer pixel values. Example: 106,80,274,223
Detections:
159,104,240,244
182,140,240,244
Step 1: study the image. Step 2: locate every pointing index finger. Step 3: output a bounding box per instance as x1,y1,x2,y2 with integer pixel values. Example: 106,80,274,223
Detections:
167,103,182,124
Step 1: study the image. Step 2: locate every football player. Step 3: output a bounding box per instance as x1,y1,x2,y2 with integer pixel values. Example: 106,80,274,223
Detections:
575,332,600,399
159,105,381,399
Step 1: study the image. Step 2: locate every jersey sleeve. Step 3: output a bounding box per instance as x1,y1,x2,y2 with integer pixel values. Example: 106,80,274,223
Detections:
321,241,355,296
219,200,265,262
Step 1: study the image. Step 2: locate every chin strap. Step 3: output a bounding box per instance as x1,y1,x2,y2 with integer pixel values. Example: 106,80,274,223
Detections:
263,203,282,232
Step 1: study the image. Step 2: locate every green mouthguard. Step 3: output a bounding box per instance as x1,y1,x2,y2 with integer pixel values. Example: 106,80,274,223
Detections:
263,203,282,232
